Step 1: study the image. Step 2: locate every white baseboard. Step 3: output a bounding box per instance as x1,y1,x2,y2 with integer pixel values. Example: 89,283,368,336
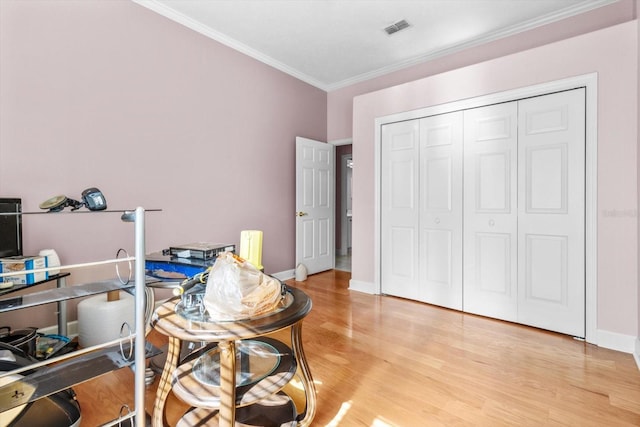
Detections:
635,338,640,371
38,320,79,339
272,269,295,282
595,329,636,354
348,279,377,294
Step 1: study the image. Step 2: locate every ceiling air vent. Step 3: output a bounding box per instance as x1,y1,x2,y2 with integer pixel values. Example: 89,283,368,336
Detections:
384,19,410,35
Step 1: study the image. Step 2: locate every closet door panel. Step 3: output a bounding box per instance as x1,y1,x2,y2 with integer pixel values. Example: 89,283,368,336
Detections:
476,232,512,294
463,103,518,321
423,229,451,284
381,120,420,300
524,234,567,303
517,89,585,337
419,112,463,309
477,151,511,212
526,144,567,212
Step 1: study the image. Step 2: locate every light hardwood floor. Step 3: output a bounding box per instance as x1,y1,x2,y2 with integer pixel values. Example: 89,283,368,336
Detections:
73,270,640,426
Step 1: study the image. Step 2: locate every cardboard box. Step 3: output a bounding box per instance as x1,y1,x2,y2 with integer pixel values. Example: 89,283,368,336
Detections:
0,256,48,285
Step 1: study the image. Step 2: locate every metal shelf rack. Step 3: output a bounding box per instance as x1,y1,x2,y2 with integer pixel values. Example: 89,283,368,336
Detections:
0,207,156,427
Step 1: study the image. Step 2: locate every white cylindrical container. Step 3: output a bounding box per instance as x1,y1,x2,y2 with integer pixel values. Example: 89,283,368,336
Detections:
38,249,61,275
295,263,308,281
77,291,135,348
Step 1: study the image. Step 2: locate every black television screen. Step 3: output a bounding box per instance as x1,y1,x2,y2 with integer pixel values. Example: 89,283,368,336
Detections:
0,198,22,258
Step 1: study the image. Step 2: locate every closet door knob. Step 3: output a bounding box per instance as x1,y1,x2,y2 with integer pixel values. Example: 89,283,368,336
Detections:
435,217,440,224
489,219,495,227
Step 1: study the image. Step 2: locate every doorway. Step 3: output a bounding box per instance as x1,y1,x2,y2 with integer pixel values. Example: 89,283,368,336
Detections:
335,143,352,271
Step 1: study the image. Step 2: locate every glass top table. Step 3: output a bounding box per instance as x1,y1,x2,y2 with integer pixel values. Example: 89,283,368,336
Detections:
150,286,316,427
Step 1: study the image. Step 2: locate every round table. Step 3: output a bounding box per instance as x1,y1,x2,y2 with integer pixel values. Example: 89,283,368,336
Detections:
151,287,316,427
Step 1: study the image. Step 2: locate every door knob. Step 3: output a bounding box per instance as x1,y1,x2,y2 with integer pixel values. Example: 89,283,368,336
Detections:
296,211,308,217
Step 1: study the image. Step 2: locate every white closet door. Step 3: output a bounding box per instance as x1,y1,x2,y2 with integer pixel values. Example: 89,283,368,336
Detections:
517,89,585,337
419,112,463,309
463,102,518,322
381,120,420,300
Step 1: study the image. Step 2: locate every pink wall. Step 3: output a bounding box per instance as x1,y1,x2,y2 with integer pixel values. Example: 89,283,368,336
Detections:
351,21,639,337
0,1,326,328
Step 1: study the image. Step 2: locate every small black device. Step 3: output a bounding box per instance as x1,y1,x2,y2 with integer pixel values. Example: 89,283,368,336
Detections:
81,187,107,211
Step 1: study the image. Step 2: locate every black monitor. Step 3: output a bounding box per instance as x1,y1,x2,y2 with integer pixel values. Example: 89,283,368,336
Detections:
0,198,22,258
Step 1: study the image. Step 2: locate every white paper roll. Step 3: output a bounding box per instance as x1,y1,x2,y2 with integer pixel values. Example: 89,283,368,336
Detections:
77,292,135,348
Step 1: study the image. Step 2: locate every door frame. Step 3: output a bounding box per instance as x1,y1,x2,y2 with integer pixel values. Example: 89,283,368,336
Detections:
374,73,598,343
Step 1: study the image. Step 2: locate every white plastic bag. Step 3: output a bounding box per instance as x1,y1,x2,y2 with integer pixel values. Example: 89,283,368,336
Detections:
203,252,283,320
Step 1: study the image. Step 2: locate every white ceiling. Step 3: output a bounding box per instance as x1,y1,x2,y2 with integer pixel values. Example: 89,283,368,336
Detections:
133,0,618,91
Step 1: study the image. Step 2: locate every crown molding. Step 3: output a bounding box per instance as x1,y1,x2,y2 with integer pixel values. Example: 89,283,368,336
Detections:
324,0,619,91
131,0,330,89
132,0,619,93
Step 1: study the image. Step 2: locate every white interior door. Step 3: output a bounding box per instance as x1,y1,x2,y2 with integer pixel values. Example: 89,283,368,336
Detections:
295,137,334,275
517,89,585,337
381,120,420,300
463,102,519,322
418,112,463,309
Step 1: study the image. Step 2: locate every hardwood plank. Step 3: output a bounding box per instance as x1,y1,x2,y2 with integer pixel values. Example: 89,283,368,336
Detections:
71,269,640,426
